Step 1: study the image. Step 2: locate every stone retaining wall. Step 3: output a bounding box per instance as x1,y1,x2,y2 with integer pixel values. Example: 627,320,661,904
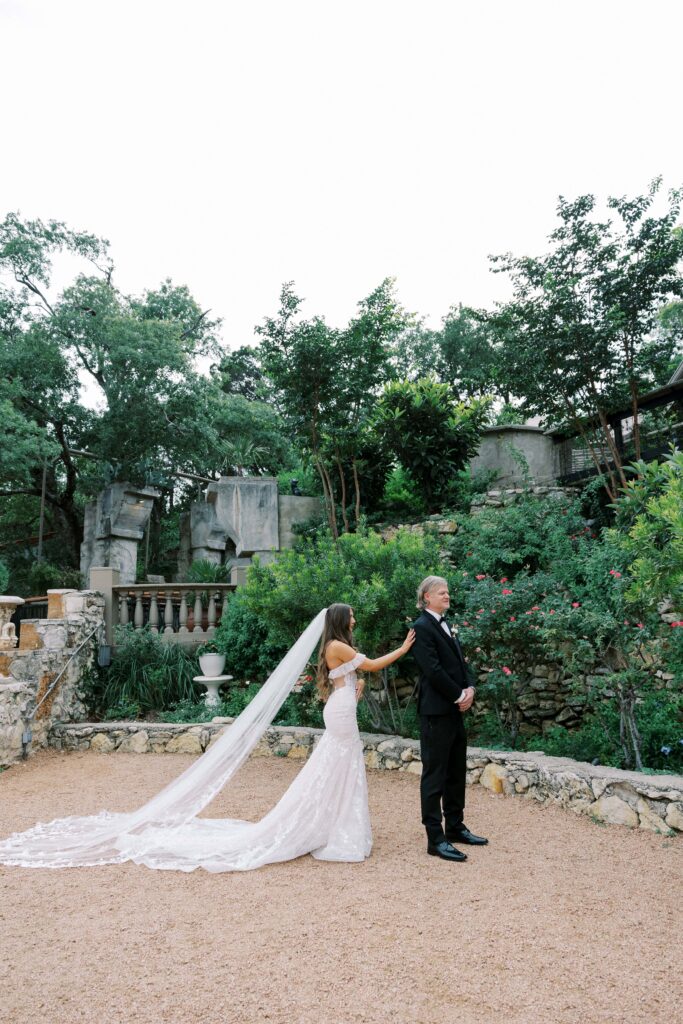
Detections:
0,590,104,765
49,720,683,835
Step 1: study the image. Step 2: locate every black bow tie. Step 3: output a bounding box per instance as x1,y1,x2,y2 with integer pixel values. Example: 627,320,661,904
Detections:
439,616,448,624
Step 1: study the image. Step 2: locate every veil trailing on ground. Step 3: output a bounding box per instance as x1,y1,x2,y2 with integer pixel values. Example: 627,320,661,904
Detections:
0,610,327,869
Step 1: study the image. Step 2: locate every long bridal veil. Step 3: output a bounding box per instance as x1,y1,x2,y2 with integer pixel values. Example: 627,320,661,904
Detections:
0,609,327,869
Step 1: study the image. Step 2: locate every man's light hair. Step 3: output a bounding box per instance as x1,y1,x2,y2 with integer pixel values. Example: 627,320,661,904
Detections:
416,575,448,610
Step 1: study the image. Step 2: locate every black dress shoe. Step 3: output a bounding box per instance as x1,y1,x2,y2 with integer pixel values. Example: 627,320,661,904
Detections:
427,840,467,862
446,827,488,846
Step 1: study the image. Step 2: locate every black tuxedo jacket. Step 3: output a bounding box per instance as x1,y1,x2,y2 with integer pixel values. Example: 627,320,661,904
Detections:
411,611,474,716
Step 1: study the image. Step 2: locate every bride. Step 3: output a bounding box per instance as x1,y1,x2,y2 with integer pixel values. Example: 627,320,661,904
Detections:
0,604,414,873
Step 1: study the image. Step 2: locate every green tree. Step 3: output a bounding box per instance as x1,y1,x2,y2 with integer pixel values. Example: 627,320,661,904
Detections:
488,179,683,499
372,378,491,512
0,213,290,568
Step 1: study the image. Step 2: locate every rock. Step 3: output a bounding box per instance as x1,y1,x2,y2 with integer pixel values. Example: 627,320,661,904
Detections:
591,778,609,799
364,750,380,770
405,761,422,775
515,773,530,792
287,745,309,760
165,732,202,755
90,732,116,753
211,716,234,724
589,795,638,828
383,758,400,769
118,730,149,754
377,740,398,753
400,748,414,762
665,802,683,831
480,763,508,794
636,798,672,834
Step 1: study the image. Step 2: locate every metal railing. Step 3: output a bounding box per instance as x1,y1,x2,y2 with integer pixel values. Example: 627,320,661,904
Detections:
11,596,49,641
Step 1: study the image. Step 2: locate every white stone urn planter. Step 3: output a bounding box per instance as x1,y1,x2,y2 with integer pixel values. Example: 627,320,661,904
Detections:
198,652,226,678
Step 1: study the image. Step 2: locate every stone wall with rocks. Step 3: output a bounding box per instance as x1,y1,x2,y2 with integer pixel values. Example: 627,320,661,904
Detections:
0,590,104,765
49,720,683,835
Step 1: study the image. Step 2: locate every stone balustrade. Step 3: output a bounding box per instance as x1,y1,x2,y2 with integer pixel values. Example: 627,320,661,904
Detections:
49,720,683,835
111,583,235,643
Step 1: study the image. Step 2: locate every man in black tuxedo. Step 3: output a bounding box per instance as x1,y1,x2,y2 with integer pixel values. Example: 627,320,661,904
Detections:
411,575,489,862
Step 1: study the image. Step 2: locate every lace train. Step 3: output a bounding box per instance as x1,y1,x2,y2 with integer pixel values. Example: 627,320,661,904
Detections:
0,616,372,873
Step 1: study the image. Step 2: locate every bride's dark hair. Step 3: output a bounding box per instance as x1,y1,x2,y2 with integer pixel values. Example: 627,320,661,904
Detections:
316,603,354,702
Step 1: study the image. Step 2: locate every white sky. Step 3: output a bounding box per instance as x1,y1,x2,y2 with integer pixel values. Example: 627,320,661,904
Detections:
1,0,682,350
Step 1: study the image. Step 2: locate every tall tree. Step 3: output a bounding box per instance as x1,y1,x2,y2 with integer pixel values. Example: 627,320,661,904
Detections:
488,179,683,499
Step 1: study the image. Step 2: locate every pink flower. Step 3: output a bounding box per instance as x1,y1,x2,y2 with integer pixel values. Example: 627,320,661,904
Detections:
572,602,580,608
477,609,484,614
531,605,540,611
502,588,513,596
670,621,683,628
475,647,481,652
475,574,486,580
462,621,470,627
549,609,555,615
609,570,622,578
624,620,629,625
636,623,644,629
500,577,508,583
502,666,512,676
509,616,516,622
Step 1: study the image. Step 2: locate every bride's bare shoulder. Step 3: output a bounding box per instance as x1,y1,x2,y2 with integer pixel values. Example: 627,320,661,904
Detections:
325,640,357,668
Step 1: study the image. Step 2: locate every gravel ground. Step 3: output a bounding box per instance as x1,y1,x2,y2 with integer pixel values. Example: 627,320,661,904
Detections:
0,749,680,1024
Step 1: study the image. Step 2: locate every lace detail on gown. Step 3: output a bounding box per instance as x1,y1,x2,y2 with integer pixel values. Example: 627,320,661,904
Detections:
0,633,372,873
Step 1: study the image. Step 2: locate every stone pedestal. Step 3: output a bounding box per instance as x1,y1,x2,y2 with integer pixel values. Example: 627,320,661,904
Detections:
0,596,24,652
193,674,234,706
80,482,161,585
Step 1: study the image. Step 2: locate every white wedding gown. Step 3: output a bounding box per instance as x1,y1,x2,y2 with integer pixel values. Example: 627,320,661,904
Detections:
0,611,372,873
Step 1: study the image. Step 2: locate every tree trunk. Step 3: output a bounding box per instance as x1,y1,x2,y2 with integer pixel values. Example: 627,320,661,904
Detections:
335,453,350,534
351,459,362,528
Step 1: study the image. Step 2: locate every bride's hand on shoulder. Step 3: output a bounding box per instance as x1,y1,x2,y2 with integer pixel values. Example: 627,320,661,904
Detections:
400,628,416,655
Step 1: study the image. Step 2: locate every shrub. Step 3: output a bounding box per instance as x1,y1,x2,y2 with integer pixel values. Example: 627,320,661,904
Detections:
26,560,82,595
242,526,446,656
87,627,201,717
213,588,287,683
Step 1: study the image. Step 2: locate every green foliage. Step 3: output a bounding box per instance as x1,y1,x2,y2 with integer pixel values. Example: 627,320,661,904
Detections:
372,378,491,512
0,211,291,570
445,492,592,582
87,627,201,717
488,179,683,499
160,677,325,729
186,559,229,584
611,449,683,610
213,588,287,682
381,466,427,517
242,527,445,657
26,561,83,594
524,692,683,774
0,558,9,593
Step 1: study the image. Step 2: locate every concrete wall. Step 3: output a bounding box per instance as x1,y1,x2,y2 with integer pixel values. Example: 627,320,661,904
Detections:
278,495,323,549
470,425,556,485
